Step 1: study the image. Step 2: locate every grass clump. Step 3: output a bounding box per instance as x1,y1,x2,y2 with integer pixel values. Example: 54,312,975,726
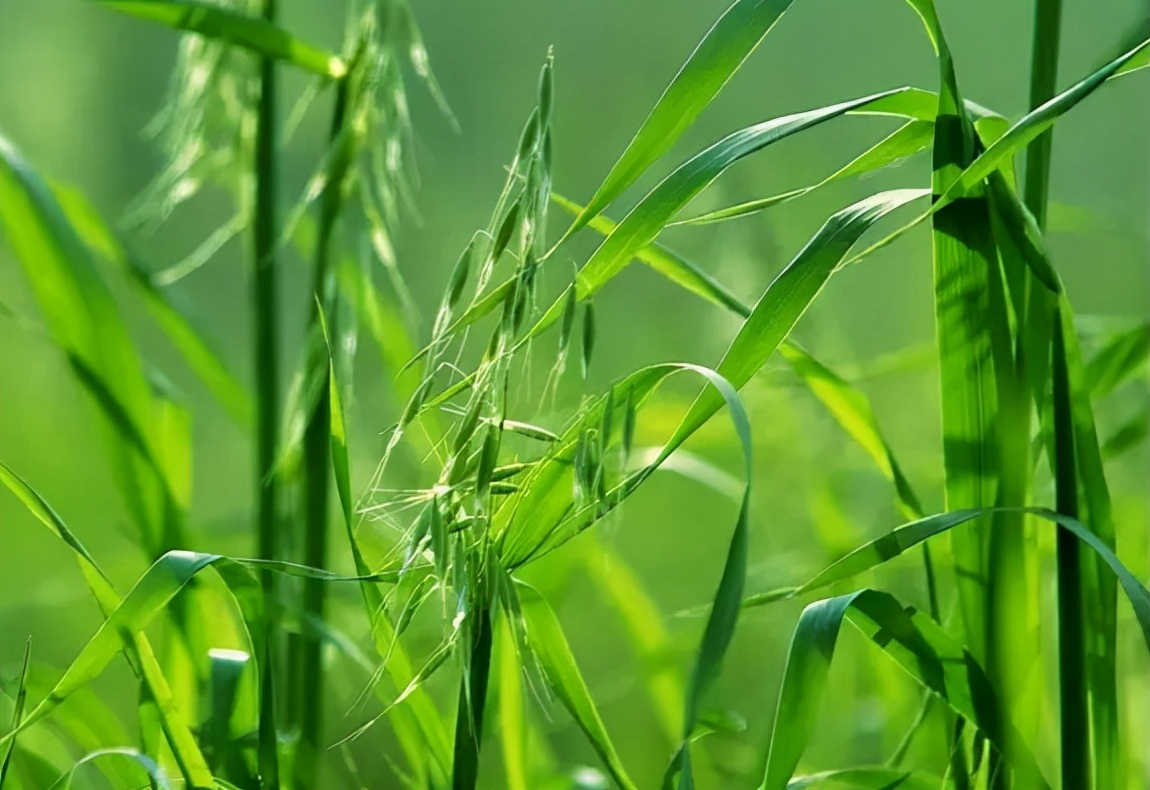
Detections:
1,1,1148,789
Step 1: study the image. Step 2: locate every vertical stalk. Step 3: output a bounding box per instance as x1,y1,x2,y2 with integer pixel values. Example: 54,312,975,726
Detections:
1052,313,1088,790
1022,4,1100,789
253,0,280,616
295,78,352,790
452,602,494,790
253,2,281,787
1023,0,1062,226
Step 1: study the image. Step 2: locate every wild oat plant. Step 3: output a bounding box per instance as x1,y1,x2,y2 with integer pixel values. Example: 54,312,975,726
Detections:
1,1,1148,789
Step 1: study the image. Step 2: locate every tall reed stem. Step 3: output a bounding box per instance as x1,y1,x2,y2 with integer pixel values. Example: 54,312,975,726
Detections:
1052,313,1088,790
253,0,281,786
253,0,280,609
1021,4,1091,789
1024,0,1062,226
452,602,494,790
295,77,352,789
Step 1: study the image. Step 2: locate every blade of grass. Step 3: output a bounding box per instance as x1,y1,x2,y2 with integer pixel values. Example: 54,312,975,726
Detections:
0,463,214,788
1084,320,1149,400
558,0,796,242
671,189,927,443
757,589,1049,790
737,508,1150,664
49,748,172,790
0,550,270,747
786,767,942,790
1052,308,1088,790
52,183,252,428
0,640,31,789
296,70,355,790
0,131,184,555
97,0,346,77
513,582,639,790
322,308,452,784
204,649,255,786
553,192,928,524
496,612,529,790
672,119,934,227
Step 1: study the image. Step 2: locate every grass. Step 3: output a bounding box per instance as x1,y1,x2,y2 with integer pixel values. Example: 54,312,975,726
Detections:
0,1,1148,789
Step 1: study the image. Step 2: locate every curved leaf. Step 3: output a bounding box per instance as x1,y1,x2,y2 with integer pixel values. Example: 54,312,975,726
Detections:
561,0,797,239
515,583,639,790
746,506,1150,654
98,0,345,77
759,589,1049,790
673,119,933,227
0,463,213,787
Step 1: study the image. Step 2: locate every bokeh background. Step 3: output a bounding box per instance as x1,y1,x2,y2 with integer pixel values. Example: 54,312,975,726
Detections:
1,1,1147,787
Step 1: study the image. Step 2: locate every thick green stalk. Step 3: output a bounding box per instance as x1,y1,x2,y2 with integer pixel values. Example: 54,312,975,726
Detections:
253,0,280,614
1052,313,1088,790
1022,5,1109,788
1023,0,1062,227
452,602,494,790
253,2,281,786
295,78,352,790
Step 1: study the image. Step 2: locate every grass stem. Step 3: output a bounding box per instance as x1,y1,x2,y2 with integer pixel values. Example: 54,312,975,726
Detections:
1053,311,1088,790
295,75,353,790
253,0,280,609
253,0,282,785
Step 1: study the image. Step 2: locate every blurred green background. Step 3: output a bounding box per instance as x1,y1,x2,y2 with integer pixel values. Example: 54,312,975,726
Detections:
1,1,1147,786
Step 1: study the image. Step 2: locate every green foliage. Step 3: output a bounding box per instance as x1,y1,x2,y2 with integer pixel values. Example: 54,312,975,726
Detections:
1,1,1148,789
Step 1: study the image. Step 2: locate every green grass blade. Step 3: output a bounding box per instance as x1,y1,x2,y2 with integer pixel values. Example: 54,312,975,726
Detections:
321,310,451,784
496,613,529,790
0,463,214,788
559,0,796,241
514,582,639,790
1084,320,1149,399
673,119,933,227
786,767,943,790
740,507,1150,650
0,640,31,789
554,193,927,525
52,183,252,428
1050,300,1119,790
204,649,254,786
0,551,267,751
758,589,1049,790
936,35,1150,211
652,367,752,790
97,0,345,77
672,189,927,443
1052,308,1088,790
0,131,182,553
552,191,749,317
565,89,910,307
912,1,1010,692
52,748,172,790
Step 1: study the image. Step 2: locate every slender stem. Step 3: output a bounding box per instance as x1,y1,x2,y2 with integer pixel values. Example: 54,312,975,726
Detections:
452,603,494,790
1023,5,1092,790
1053,312,1088,790
1024,0,1062,225
253,0,280,611
253,0,281,787
295,78,352,790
